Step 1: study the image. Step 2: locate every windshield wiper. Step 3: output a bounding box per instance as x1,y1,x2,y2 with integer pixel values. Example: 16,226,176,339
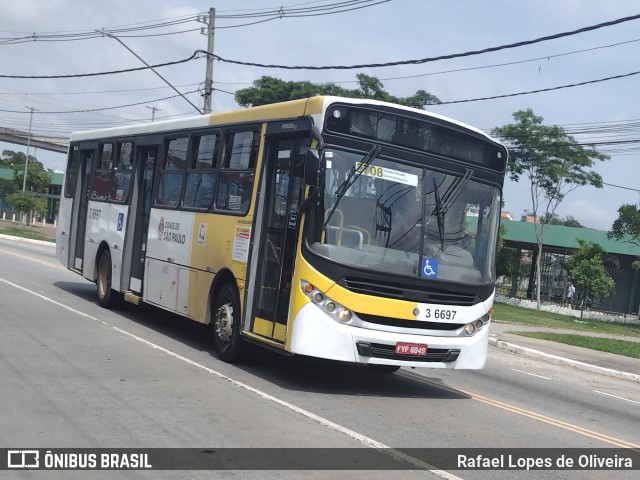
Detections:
431,178,446,249
324,145,382,227
430,169,473,249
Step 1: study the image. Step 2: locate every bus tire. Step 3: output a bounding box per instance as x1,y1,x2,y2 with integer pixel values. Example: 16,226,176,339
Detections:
367,364,401,373
96,249,118,309
212,282,244,363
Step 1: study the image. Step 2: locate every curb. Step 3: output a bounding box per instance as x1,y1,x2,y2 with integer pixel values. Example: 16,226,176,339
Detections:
488,336,640,384
0,234,56,247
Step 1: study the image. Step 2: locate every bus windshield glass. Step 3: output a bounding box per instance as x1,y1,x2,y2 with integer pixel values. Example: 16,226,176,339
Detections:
309,148,500,284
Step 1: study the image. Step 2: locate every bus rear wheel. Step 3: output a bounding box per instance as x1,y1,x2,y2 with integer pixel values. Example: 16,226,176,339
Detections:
212,282,245,363
97,249,119,309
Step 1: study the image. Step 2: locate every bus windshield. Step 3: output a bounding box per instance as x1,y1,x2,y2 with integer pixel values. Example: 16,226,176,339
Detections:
308,147,501,284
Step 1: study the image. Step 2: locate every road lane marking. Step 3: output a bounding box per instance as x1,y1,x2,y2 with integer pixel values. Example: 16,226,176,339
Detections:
401,370,640,450
0,247,67,271
0,276,461,480
594,390,640,405
511,368,550,380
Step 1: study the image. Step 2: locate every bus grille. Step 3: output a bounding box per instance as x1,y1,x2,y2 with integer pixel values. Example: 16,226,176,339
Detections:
358,342,460,363
338,277,478,306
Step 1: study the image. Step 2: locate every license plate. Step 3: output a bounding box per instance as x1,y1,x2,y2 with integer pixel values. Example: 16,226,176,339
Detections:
395,342,427,356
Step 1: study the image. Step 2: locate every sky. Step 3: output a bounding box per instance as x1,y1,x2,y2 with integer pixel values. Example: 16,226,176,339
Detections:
1,0,639,230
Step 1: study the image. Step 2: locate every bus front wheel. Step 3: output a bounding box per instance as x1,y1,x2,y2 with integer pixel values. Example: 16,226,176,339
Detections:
97,249,118,308
212,282,245,363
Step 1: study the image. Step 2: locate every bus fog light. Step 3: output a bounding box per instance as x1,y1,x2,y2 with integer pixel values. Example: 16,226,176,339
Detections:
337,308,352,322
312,292,325,304
464,323,476,336
325,301,336,313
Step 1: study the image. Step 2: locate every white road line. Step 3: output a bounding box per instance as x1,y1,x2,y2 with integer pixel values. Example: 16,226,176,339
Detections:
0,276,461,480
511,368,550,380
594,390,640,405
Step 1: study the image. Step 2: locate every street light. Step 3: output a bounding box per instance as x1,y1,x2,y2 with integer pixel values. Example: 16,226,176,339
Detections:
22,106,37,192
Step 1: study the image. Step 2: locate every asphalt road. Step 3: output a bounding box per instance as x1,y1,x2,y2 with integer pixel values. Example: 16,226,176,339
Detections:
0,237,638,480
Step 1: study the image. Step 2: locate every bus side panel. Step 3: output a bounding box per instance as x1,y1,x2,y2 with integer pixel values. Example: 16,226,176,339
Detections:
83,200,109,281
145,258,179,311
106,204,128,292
56,194,73,268
187,212,253,324
144,208,194,312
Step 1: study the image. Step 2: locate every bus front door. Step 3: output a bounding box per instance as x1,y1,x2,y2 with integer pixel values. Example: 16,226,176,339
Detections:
68,148,94,272
250,136,308,344
127,145,158,294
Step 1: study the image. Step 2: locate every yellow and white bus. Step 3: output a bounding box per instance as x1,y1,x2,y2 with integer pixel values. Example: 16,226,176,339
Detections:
57,96,507,372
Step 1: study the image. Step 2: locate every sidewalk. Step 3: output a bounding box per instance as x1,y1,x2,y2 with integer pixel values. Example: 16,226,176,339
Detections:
489,321,640,383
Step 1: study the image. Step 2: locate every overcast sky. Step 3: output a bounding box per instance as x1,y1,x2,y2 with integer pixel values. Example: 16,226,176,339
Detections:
1,0,639,229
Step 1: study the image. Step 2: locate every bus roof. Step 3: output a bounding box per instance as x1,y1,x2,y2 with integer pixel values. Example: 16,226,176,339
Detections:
69,96,502,147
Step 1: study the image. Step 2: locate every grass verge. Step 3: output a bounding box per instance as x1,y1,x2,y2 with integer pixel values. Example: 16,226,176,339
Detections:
514,332,640,359
0,227,55,243
491,302,640,338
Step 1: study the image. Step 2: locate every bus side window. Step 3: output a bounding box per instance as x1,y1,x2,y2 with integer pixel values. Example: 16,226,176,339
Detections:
91,143,113,200
182,132,219,210
215,130,259,214
64,146,80,197
110,142,134,203
156,137,188,207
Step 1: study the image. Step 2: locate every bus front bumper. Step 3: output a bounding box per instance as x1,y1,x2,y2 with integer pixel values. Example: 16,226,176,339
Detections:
290,303,489,369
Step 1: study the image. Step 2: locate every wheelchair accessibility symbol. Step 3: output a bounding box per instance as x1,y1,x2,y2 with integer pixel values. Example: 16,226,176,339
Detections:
421,257,438,278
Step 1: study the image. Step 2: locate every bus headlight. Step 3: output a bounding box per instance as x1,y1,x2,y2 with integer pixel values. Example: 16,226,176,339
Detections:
464,323,476,336
337,308,352,323
301,281,353,324
463,313,490,336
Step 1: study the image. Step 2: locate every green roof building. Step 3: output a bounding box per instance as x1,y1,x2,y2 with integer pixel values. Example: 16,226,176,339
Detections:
500,219,640,316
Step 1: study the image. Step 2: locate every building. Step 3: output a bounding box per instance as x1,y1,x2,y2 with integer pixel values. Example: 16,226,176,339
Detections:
499,220,640,316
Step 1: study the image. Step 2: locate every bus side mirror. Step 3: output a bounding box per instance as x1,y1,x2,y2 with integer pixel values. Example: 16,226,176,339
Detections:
304,148,321,186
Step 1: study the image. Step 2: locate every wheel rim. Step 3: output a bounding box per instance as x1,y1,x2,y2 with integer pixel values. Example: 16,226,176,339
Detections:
214,303,234,345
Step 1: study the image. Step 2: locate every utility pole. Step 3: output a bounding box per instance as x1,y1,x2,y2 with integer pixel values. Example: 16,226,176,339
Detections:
201,8,215,114
146,105,161,122
22,106,37,192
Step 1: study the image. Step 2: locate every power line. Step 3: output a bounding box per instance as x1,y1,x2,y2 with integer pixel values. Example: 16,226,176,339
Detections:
0,1,387,43
208,13,640,69
0,90,199,114
602,182,640,192
0,51,201,79
437,69,640,105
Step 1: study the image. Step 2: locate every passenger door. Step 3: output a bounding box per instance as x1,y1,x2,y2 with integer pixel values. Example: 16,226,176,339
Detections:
68,147,95,271
248,126,310,344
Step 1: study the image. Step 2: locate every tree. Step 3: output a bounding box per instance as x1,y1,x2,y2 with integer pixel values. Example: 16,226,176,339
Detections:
609,203,640,247
609,203,640,271
6,191,47,223
0,149,51,193
492,109,609,310
569,256,615,317
234,74,440,108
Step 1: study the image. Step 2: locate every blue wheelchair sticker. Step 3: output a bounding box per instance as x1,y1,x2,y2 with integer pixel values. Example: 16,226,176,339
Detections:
117,212,124,231
421,257,438,278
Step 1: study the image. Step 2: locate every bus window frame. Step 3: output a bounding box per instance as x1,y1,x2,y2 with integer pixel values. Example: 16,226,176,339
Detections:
213,126,260,216
154,134,190,209
64,145,81,198
180,128,221,212
88,140,135,205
